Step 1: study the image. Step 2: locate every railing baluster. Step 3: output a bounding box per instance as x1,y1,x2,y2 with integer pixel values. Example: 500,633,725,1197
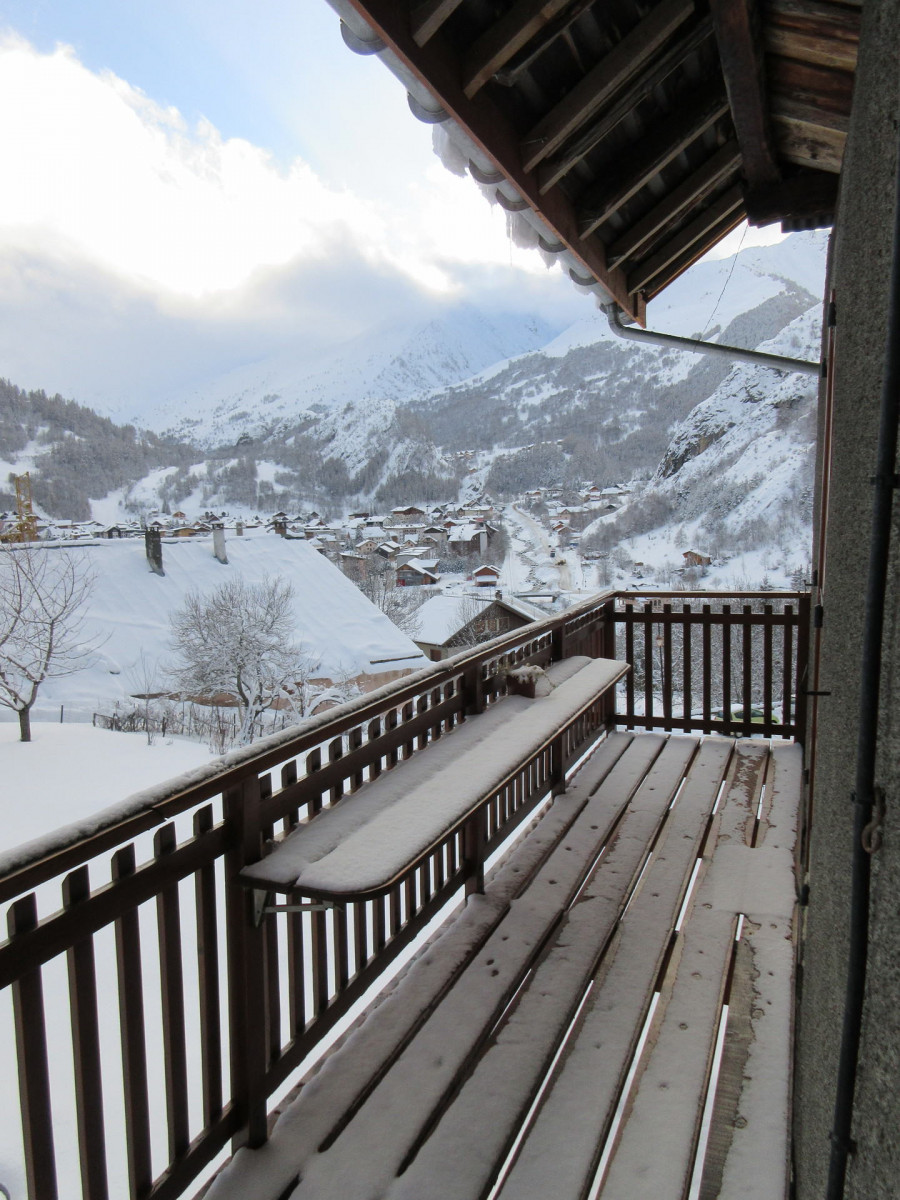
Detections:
643,602,654,728
682,603,692,731
9,894,59,1200
112,845,152,1198
722,603,733,734
368,718,382,781
63,865,109,1200
663,602,673,731
348,727,364,792
353,901,368,975
702,603,712,729
795,594,811,744
328,737,344,805
306,747,323,817
310,908,330,1017
154,823,190,1161
193,806,223,1125
334,902,350,993
624,603,635,726
763,604,774,731
287,902,306,1037
783,603,796,731
264,900,281,1066
742,604,754,736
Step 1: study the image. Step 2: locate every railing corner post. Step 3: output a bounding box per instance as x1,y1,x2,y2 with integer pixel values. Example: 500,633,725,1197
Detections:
223,777,269,1151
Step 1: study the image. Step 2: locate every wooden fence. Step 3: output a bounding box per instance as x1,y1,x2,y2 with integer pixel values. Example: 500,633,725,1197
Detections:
0,590,808,1200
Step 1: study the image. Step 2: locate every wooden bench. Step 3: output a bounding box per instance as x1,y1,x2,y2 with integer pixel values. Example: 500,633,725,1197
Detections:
239,654,628,909
210,732,801,1200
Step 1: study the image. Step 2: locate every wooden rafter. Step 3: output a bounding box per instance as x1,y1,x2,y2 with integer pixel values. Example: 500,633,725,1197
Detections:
627,184,744,293
537,15,715,194
577,89,730,240
640,206,747,299
462,0,573,99
345,0,644,323
608,139,742,268
520,0,695,174
709,0,780,187
411,0,466,47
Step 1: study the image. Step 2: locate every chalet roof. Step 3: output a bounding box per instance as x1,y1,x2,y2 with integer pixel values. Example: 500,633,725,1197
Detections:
336,0,857,322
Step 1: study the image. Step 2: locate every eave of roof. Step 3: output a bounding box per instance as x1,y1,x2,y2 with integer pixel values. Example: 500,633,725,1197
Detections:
332,0,858,316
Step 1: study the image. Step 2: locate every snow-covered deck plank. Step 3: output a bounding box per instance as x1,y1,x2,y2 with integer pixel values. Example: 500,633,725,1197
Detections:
388,737,734,1200
497,737,751,1200
595,741,799,1200
240,655,628,899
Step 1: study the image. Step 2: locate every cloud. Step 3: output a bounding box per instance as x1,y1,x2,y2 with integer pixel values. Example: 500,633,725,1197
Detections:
0,33,588,413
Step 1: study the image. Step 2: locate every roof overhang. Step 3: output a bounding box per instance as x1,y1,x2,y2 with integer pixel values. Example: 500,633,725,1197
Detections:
331,0,859,324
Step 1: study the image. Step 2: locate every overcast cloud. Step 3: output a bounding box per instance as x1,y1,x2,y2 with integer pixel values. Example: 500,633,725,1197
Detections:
0,33,595,416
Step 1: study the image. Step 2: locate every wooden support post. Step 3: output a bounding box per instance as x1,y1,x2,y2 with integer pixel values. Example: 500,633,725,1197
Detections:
224,777,268,1149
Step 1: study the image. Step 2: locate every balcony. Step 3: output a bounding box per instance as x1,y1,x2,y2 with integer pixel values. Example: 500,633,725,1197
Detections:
0,589,809,1200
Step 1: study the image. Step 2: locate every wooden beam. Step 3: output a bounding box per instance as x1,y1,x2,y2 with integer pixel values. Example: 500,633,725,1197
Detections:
344,0,645,323
764,25,857,72
744,169,838,226
709,0,780,187
520,0,695,174
773,109,846,173
765,0,860,61
577,89,730,239
627,185,745,293
766,54,855,117
608,139,742,267
537,15,715,194
410,0,466,48
462,0,572,99
641,208,746,300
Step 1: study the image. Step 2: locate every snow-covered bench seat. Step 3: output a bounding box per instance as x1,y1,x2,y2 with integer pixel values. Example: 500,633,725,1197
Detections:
210,734,801,1200
239,654,628,903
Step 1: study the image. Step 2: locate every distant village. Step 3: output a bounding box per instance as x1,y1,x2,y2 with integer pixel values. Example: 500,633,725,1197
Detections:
0,481,648,669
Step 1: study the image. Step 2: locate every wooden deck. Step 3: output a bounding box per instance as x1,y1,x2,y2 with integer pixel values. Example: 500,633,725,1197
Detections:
207,731,802,1200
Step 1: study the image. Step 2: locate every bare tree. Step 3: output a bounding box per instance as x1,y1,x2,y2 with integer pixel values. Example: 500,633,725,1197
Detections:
0,546,97,742
359,555,426,637
168,576,318,746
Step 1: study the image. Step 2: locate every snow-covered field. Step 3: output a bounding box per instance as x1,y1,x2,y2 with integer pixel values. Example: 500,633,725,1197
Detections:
0,722,214,856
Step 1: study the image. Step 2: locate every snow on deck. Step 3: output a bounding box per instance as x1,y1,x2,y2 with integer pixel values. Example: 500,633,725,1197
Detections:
210,733,802,1200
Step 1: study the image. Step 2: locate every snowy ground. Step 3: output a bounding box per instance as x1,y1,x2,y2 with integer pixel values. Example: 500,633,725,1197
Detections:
0,722,215,856
0,723,218,1200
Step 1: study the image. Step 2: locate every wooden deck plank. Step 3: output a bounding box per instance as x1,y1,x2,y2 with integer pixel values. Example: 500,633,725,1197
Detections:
287,737,674,1199
598,742,799,1199
496,737,736,1200
714,742,801,1200
390,737,739,1200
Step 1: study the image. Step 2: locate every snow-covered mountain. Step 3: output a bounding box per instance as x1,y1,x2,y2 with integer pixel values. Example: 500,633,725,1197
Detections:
2,230,829,529
119,303,561,446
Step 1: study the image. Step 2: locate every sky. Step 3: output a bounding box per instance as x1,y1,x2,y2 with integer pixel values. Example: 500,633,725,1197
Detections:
0,0,784,419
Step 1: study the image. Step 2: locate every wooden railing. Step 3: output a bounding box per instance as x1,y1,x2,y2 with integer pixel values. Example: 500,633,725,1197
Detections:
0,589,808,1200
612,591,811,741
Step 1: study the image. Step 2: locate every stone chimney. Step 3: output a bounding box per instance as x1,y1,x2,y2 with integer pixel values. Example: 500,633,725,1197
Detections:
145,528,164,576
213,524,228,564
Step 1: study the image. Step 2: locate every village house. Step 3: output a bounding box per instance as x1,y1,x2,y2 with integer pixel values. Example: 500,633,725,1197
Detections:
413,591,544,660
471,563,502,587
395,558,441,587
